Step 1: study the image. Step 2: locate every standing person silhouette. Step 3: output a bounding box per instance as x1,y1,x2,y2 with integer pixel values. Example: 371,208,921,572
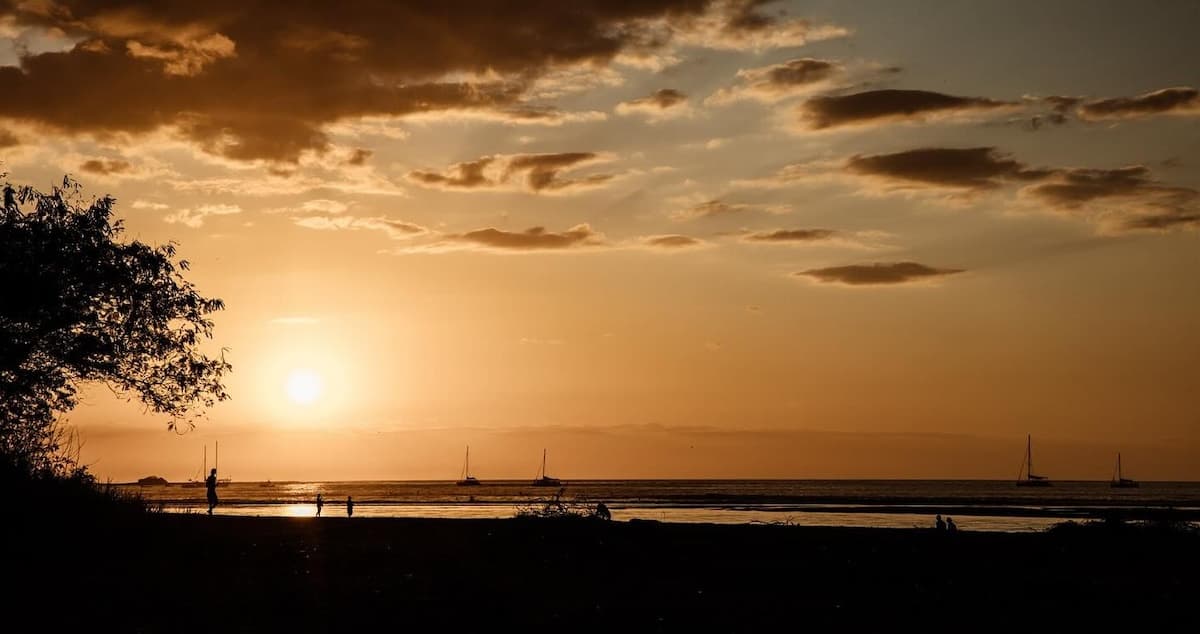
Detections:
205,468,218,515
346,495,354,517
935,514,946,531
946,517,958,533
316,493,324,517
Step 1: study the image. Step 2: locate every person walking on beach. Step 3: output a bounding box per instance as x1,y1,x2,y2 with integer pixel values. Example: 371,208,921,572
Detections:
205,468,218,515
346,495,354,517
316,493,324,517
935,514,946,531
946,517,958,533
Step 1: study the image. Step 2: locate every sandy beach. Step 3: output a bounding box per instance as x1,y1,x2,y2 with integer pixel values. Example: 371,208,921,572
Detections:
11,511,1199,631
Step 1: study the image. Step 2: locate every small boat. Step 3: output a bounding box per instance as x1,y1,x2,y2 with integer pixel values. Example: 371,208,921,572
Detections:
1111,452,1139,488
456,445,482,486
1016,434,1051,487
531,448,562,487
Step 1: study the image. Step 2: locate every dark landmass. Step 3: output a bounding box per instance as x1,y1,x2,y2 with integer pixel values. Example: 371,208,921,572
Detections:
136,475,169,486
10,511,1200,632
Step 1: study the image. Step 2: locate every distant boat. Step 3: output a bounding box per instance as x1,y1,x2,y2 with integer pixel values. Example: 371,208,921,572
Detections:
259,480,276,488
1016,434,1051,487
137,475,168,486
1111,452,1139,488
532,448,562,487
180,445,208,488
180,443,231,488
456,445,482,486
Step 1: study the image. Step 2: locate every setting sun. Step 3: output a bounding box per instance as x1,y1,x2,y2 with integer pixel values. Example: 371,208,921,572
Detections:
285,370,324,406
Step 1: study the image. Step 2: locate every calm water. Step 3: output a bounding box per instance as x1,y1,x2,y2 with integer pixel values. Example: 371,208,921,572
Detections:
123,479,1200,532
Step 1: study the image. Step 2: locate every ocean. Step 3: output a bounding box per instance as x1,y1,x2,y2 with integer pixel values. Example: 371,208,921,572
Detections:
123,479,1200,532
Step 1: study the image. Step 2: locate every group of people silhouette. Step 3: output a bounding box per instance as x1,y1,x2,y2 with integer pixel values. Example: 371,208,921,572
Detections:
314,493,355,517
314,493,354,517
934,514,958,532
204,470,355,517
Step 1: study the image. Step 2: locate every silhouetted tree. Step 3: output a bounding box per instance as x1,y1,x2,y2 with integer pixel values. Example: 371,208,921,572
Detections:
0,176,230,475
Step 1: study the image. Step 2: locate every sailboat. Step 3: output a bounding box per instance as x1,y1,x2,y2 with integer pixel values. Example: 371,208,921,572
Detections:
456,445,482,486
1111,453,1139,488
180,443,231,488
180,445,208,488
531,449,562,487
1015,434,1051,487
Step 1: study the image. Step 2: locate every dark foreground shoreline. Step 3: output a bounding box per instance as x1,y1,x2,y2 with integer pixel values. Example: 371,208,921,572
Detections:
11,513,1200,631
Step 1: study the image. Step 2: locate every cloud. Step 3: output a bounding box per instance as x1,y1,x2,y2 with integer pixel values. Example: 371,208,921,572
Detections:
615,88,690,119
640,234,707,249
292,215,427,240
0,1,842,162
407,152,615,193
406,224,606,253
1020,166,1200,232
1077,87,1200,121
707,57,839,105
297,199,349,214
844,147,1050,192
799,89,1016,129
0,127,18,147
78,157,132,176
742,228,838,243
131,200,169,210
163,203,242,228
671,198,791,221
671,0,849,51
797,262,964,286
776,146,1200,233
345,148,372,166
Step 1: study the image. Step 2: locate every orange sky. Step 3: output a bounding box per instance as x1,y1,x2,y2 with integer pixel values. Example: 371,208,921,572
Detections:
3,1,1199,481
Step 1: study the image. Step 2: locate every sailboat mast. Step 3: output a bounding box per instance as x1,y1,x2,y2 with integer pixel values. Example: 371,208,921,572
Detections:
1117,452,1122,480
203,445,207,475
215,441,219,473
542,448,547,477
1026,435,1033,480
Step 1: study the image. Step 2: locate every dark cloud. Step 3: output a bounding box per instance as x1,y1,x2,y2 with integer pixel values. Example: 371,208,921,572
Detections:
408,153,613,193
743,228,837,242
408,156,497,189
78,158,133,175
707,57,838,104
0,1,824,162
1121,212,1200,231
346,148,372,166
764,58,837,87
1022,165,1199,231
619,88,688,110
846,147,1050,190
1023,166,1193,210
798,262,964,286
1078,87,1200,120
800,89,1014,129
841,147,1199,233
0,128,18,148
672,198,789,220
642,234,705,248
448,224,603,251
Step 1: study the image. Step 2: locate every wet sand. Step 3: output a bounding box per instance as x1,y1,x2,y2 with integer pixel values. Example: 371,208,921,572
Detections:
12,513,1200,631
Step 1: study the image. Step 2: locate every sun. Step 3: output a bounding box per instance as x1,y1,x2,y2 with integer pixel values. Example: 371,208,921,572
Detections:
285,369,324,405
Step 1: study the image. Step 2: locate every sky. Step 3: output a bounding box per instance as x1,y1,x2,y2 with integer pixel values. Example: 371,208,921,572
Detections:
2,0,1199,482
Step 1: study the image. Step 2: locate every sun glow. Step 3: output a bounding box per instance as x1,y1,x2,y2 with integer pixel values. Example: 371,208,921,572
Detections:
285,369,324,405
